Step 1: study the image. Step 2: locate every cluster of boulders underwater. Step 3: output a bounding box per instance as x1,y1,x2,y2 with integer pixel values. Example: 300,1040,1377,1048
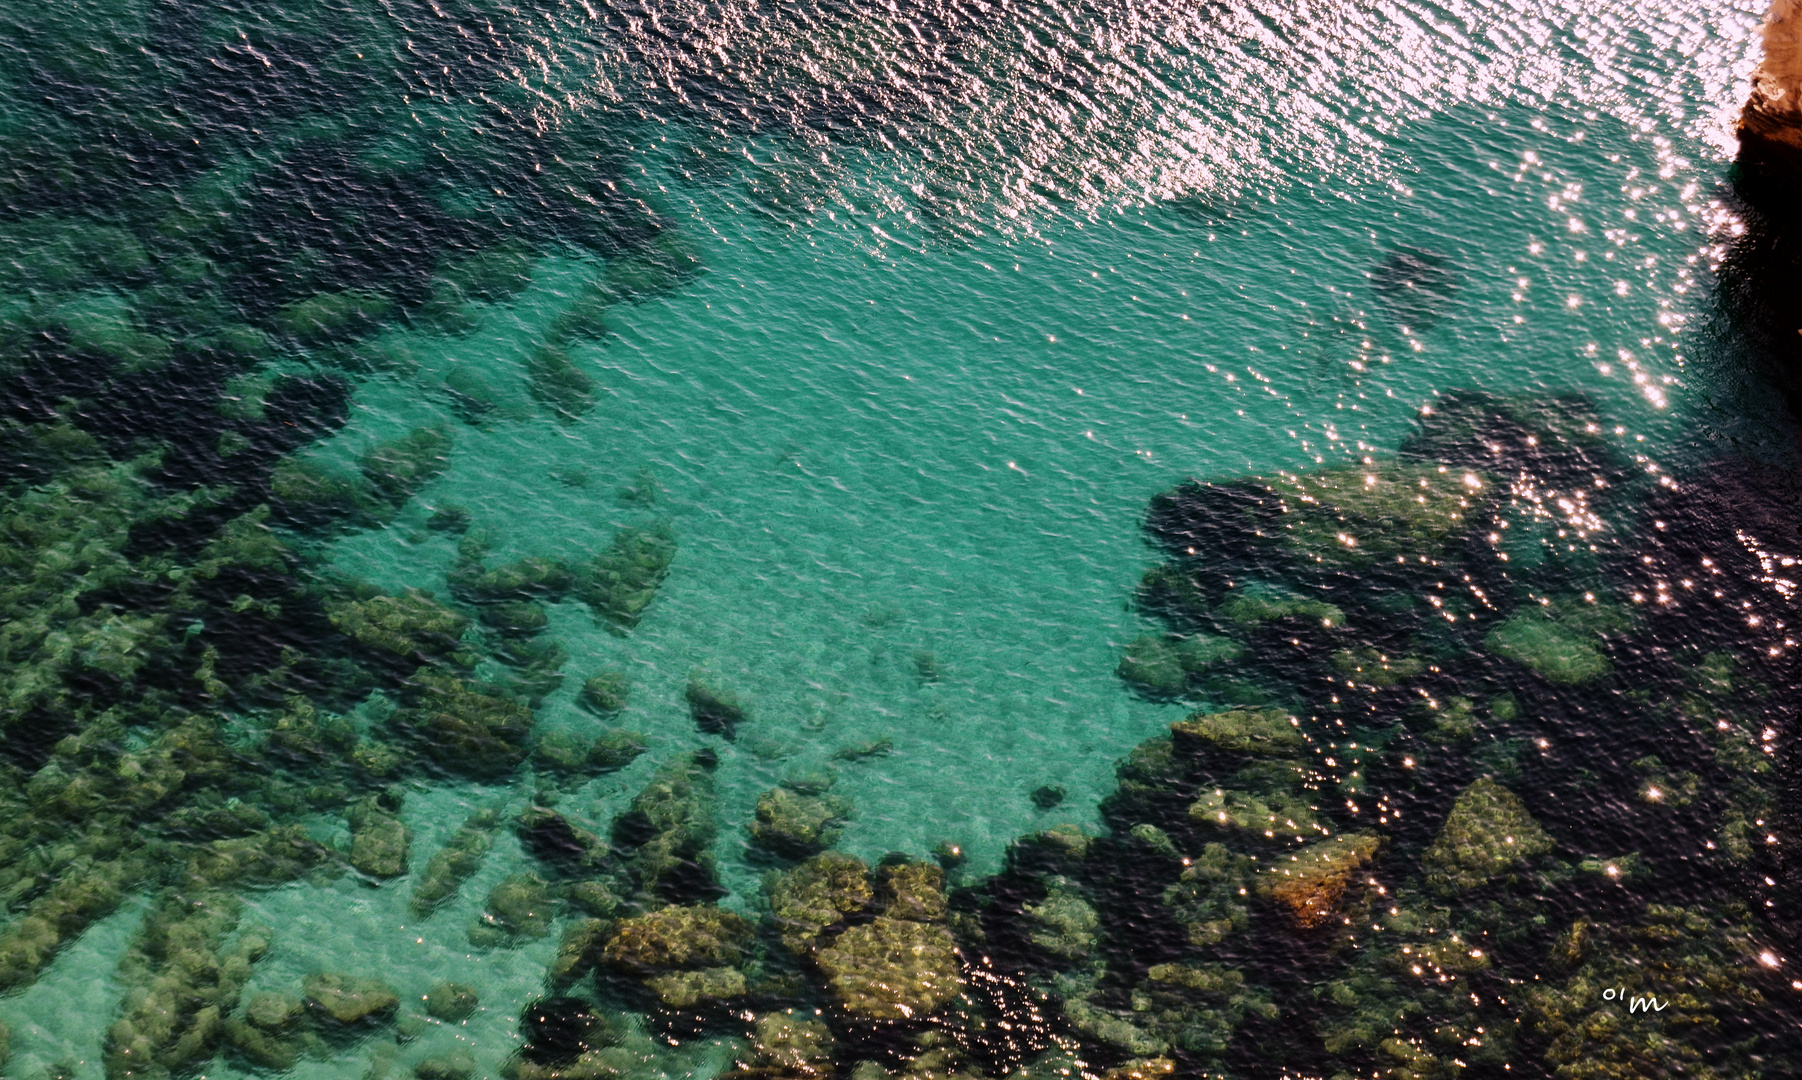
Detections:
0,0,1799,1075
4,284,1800,1080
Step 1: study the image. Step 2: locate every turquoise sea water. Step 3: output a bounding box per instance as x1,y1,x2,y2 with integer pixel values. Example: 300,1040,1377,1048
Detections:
1,0,1798,1076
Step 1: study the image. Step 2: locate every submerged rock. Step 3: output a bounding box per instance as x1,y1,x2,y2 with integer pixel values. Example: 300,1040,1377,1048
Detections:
1171,708,1305,758
326,589,472,667
469,874,557,946
602,905,753,971
1258,832,1382,928
578,523,677,633
738,1012,835,1074
392,672,535,779
611,750,721,901
520,997,616,1064
816,916,962,1021
424,982,480,1022
767,851,875,954
346,794,411,879
1422,778,1554,894
749,786,852,857
1485,607,1616,685
547,919,612,986
685,669,748,740
534,729,648,783
1026,881,1099,960
303,972,399,1026
580,669,631,714
362,427,453,507
411,808,501,916
104,890,267,1080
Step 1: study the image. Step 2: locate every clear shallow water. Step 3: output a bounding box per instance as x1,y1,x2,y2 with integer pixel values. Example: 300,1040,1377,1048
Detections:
0,0,1797,1077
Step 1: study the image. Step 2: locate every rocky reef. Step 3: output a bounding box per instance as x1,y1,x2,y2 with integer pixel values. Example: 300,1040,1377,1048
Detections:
0,35,1794,1069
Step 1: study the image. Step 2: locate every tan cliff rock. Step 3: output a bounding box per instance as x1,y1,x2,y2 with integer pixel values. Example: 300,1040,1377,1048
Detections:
1740,0,1802,171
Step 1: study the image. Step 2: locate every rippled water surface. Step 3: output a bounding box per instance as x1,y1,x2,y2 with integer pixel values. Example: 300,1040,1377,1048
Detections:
1,0,1798,1076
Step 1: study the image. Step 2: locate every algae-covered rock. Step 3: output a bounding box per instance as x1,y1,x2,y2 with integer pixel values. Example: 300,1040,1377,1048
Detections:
602,905,752,971
185,827,336,888
362,427,453,507
579,669,630,714
1257,832,1382,928
766,851,874,954
415,1053,477,1080
346,795,411,879
1524,904,1768,1078
578,522,677,633
739,1012,835,1073
518,807,606,875
411,808,500,916
103,889,266,1080
563,880,622,918
393,673,535,779
449,555,576,605
1161,843,1253,948
643,966,748,1008
245,992,305,1031
1187,788,1320,842
481,600,550,636
304,972,399,1025
1330,648,1425,688
611,750,720,899
445,365,503,422
1116,635,1185,697
1061,993,1169,1056
1172,633,1245,673
527,343,598,420
547,918,612,986
533,729,647,782
277,290,394,343
1422,778,1554,894
271,457,383,528
816,916,962,1020
470,873,556,946
1137,963,1275,1056
684,668,747,740
1026,881,1099,960
1216,584,1345,629
327,590,472,666
1264,459,1490,569
587,728,647,771
1485,609,1612,685
1171,708,1305,757
424,981,480,1022
878,861,947,923
749,786,852,857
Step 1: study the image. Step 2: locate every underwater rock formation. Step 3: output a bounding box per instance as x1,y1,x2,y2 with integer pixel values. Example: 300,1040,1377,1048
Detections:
346,793,410,879
814,860,962,1020
410,808,501,915
748,783,853,857
469,873,557,946
578,522,678,633
602,905,754,1007
1421,778,1554,894
103,890,268,1080
610,749,723,902
302,972,399,1026
390,672,536,779
766,851,875,955
533,728,647,784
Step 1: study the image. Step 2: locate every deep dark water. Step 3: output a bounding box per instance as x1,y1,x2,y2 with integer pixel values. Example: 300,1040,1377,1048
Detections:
2,0,1802,1078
